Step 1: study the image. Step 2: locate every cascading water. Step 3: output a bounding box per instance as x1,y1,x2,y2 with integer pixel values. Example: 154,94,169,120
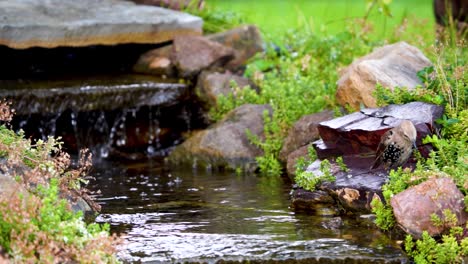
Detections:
3,75,205,159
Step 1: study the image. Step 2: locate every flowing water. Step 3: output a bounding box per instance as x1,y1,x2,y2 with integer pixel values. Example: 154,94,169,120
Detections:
89,159,407,264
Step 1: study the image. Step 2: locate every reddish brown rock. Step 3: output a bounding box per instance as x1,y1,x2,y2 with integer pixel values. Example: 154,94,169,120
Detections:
172,35,235,78
315,102,444,161
280,110,334,163
207,25,264,71
391,177,468,238
195,71,252,107
336,42,432,110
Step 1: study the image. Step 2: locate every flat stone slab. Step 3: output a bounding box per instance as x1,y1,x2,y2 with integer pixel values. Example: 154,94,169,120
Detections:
0,75,188,115
0,0,202,49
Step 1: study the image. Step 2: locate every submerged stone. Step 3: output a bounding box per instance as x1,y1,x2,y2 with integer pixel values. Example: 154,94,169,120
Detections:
0,0,202,49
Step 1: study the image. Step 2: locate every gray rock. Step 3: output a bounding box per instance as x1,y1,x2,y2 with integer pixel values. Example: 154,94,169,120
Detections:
195,71,252,108
167,104,271,171
336,42,432,110
391,177,468,238
0,0,202,49
279,110,334,163
172,35,235,78
207,25,264,71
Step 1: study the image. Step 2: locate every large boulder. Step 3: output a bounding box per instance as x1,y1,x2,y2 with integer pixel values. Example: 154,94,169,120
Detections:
0,0,202,49
391,177,468,238
167,104,271,171
172,35,235,78
336,42,432,110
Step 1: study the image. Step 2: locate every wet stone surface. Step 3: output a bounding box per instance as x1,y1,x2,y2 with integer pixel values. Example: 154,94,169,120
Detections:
0,75,188,115
89,159,407,263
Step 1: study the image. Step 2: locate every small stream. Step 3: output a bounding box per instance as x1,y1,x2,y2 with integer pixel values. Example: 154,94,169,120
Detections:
89,159,406,264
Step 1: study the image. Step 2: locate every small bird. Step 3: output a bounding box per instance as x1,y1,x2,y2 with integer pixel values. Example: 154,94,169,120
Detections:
371,120,417,170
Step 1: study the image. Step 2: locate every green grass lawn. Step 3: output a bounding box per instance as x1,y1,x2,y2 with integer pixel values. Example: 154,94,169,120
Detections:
207,0,435,44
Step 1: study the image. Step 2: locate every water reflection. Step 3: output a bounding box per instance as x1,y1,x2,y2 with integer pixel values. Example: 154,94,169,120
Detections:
89,159,406,263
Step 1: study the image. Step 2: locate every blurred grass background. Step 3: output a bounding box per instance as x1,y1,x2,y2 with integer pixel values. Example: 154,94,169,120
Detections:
206,0,435,44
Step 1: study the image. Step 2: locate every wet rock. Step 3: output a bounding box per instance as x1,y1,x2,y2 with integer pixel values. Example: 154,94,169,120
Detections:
391,177,468,238
195,71,252,108
172,35,235,78
207,25,264,71
1,75,188,115
0,0,202,49
290,187,338,215
167,104,271,171
336,42,432,110
279,110,335,163
315,102,444,161
303,157,387,214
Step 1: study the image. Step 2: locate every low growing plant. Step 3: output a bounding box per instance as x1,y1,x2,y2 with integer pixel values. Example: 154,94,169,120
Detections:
0,102,119,263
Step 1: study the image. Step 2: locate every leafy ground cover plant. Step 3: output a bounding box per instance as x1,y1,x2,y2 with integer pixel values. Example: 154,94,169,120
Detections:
0,101,120,263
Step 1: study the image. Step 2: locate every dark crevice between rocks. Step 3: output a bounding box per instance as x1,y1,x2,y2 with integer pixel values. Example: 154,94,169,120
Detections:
0,43,169,79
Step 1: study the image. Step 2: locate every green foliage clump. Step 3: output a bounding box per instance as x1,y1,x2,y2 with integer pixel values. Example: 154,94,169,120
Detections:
295,158,336,192
0,179,119,263
405,231,468,264
0,102,119,263
184,3,244,34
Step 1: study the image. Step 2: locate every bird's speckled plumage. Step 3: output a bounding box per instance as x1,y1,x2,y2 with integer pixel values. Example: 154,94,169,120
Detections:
371,120,417,170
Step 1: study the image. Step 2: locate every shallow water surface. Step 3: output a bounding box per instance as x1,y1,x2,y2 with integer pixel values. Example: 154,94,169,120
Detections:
89,159,406,263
